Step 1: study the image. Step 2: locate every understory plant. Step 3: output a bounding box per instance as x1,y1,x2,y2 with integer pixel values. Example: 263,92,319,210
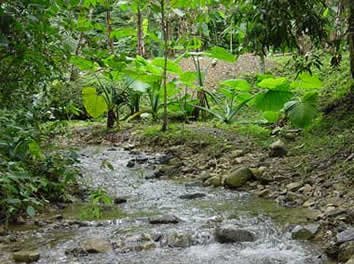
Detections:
0,109,78,225
194,72,322,128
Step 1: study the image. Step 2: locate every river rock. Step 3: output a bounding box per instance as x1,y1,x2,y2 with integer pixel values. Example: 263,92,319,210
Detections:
339,241,354,263
179,193,206,200
167,232,192,248
337,228,354,244
224,167,253,188
286,182,303,192
251,167,273,183
204,175,222,187
269,140,287,157
114,196,128,204
214,225,256,243
346,256,354,264
291,224,320,240
13,250,40,263
80,239,112,253
149,215,181,224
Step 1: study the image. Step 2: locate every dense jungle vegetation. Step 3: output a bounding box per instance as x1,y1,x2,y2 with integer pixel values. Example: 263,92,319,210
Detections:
0,0,353,224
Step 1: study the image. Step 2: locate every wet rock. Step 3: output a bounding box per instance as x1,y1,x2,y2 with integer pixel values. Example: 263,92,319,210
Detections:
155,154,173,165
286,182,303,192
203,175,222,187
346,256,354,264
269,140,287,157
149,163,183,179
114,196,128,204
123,144,135,151
167,232,192,248
224,167,253,188
291,224,320,240
215,225,256,243
13,250,40,263
179,193,206,200
135,155,148,164
79,239,112,253
149,215,181,224
126,160,135,168
327,208,346,217
337,229,354,244
339,241,354,263
251,167,273,183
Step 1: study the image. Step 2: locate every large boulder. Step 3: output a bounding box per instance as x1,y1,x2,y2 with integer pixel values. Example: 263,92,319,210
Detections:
203,175,222,187
339,242,354,263
179,193,206,200
149,215,181,224
13,251,40,263
291,224,320,240
215,225,256,243
80,239,112,253
337,228,354,244
224,167,253,188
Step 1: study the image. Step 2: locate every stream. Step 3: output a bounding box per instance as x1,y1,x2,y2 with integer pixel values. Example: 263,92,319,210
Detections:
0,146,331,264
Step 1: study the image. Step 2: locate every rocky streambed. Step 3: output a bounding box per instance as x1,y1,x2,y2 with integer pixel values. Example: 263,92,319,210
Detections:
0,146,342,263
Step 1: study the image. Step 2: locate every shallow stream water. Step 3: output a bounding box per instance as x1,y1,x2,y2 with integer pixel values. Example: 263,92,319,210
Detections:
0,146,331,264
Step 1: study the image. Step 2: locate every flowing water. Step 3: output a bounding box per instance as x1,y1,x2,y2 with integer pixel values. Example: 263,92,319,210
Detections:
0,146,331,264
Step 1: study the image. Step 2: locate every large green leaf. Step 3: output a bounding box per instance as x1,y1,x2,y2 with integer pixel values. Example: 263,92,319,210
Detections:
151,58,182,74
221,79,250,91
285,100,317,128
82,87,107,118
130,80,150,93
255,90,294,112
291,73,323,89
258,77,288,90
206,47,236,63
263,111,280,123
70,56,97,71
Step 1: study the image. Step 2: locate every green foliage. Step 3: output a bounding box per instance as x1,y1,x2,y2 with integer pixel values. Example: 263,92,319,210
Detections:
82,87,108,119
80,189,113,220
0,109,78,223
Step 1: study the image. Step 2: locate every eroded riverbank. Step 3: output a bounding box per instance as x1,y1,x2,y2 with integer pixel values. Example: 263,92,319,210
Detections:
0,145,335,263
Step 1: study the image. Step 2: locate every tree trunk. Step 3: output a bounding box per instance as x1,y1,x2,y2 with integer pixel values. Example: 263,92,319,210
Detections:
106,8,114,54
349,3,354,80
136,7,145,57
161,0,169,132
107,109,116,129
260,54,266,74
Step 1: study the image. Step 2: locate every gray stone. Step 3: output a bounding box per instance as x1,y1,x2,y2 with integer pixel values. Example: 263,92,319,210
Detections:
269,140,288,157
179,193,206,200
346,256,354,264
167,232,191,248
337,228,354,244
80,239,112,253
339,241,354,263
286,182,303,192
291,224,320,240
224,167,253,188
203,175,222,187
251,167,273,183
13,251,40,263
215,225,256,243
149,215,180,224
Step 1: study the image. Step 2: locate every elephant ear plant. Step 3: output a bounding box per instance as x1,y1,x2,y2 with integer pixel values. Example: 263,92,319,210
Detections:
192,79,254,123
82,74,130,129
